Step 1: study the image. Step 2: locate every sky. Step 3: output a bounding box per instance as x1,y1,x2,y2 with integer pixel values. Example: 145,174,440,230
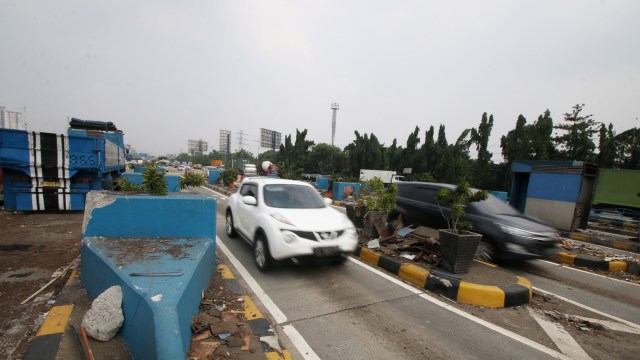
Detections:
1,0,639,159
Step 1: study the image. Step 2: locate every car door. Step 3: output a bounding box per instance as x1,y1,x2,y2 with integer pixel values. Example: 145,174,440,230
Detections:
235,183,258,238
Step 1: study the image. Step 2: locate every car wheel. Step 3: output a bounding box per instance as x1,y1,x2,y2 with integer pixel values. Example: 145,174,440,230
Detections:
475,240,495,262
225,210,237,238
254,234,273,272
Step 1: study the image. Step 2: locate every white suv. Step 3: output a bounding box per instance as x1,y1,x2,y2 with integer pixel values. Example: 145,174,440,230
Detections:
225,177,358,271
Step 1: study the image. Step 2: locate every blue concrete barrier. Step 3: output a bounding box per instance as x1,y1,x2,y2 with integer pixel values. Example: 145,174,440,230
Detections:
332,182,361,201
80,192,217,360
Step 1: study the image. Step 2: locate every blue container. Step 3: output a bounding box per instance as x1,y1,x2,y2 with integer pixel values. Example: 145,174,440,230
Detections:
490,191,508,201
316,177,329,190
332,182,361,201
208,170,221,184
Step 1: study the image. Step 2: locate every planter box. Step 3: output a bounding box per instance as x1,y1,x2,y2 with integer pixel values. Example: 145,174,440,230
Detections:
345,204,366,228
439,229,482,274
364,211,388,237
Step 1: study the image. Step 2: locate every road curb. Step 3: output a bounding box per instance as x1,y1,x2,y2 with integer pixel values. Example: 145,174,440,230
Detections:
23,269,79,360
553,251,630,273
218,264,293,360
354,246,532,308
565,231,640,254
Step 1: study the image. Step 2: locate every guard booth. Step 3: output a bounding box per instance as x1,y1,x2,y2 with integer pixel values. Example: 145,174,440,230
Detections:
510,161,598,231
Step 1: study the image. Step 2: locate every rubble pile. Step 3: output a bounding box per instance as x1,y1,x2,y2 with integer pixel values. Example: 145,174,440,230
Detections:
187,275,261,359
359,220,442,268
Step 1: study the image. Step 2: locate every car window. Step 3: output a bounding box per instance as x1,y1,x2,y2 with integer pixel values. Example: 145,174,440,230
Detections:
408,187,438,204
468,194,520,215
239,184,257,198
263,184,325,209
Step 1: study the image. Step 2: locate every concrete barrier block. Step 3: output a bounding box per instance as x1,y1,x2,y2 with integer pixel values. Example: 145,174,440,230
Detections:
80,191,217,360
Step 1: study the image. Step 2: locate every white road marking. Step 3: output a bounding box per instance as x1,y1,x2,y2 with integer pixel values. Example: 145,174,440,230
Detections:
282,325,322,360
216,239,287,324
528,308,593,360
415,292,572,359
538,259,640,287
348,258,571,359
347,256,422,294
533,286,640,330
570,315,640,334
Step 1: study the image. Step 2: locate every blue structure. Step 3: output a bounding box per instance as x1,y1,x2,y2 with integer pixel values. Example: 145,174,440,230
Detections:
315,176,330,191
0,119,126,210
510,161,597,231
332,182,361,201
80,192,217,360
208,169,221,184
490,191,508,201
121,172,181,192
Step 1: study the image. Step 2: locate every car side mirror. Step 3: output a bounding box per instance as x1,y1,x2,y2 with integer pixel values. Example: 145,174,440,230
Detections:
323,198,333,206
242,195,257,206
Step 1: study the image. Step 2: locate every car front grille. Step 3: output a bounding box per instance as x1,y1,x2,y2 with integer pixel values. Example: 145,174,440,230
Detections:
288,230,345,241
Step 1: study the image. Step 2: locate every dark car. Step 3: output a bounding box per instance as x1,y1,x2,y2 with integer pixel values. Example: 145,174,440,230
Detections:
388,182,560,262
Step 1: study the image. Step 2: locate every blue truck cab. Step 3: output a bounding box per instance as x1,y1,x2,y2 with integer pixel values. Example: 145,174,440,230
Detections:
0,118,126,210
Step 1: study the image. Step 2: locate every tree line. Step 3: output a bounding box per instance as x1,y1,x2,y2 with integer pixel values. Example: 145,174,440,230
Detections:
177,104,639,191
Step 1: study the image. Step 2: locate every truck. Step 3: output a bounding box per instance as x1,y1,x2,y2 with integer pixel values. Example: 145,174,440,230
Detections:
0,118,127,211
359,169,404,184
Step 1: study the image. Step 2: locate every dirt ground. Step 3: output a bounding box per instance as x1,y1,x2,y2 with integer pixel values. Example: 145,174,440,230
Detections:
0,210,84,359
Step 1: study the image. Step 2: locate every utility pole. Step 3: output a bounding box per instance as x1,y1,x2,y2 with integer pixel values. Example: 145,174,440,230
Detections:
330,102,339,174
331,102,339,147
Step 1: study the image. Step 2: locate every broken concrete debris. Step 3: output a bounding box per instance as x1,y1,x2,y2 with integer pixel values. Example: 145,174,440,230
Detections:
82,285,125,341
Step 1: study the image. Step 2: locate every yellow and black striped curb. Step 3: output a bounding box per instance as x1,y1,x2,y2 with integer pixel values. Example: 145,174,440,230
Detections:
354,246,532,308
553,251,632,273
566,231,640,254
23,269,79,360
218,264,293,360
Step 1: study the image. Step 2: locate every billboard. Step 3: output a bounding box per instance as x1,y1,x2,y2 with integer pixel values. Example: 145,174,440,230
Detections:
188,139,208,155
260,128,281,150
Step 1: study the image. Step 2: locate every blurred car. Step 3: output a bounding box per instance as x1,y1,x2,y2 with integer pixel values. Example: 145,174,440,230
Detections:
225,178,358,271
388,182,560,262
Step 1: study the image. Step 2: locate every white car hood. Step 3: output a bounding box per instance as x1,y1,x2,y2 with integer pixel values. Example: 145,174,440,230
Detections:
271,207,353,231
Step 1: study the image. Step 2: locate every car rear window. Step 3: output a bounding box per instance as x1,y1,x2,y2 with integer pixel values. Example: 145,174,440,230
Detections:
263,184,325,209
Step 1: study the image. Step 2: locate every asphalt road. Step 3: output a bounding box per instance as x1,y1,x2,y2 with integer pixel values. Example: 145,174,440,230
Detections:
194,185,640,360
505,259,640,324
212,206,559,360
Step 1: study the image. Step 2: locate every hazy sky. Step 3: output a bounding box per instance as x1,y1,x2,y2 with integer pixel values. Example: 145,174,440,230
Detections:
1,1,639,159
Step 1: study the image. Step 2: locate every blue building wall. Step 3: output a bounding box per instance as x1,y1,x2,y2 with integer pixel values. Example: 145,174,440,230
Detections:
527,172,582,203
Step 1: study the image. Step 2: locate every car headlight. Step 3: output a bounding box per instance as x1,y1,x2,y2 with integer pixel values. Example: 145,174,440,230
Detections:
504,242,528,252
270,213,294,226
281,230,297,243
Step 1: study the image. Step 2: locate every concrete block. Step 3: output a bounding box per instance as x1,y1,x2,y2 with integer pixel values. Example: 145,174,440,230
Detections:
82,285,124,341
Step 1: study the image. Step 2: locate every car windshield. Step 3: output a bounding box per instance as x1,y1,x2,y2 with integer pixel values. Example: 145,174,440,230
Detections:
468,194,520,216
263,184,326,209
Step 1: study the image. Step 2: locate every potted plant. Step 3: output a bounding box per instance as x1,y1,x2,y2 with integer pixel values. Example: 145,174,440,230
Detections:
360,177,397,237
436,180,488,273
